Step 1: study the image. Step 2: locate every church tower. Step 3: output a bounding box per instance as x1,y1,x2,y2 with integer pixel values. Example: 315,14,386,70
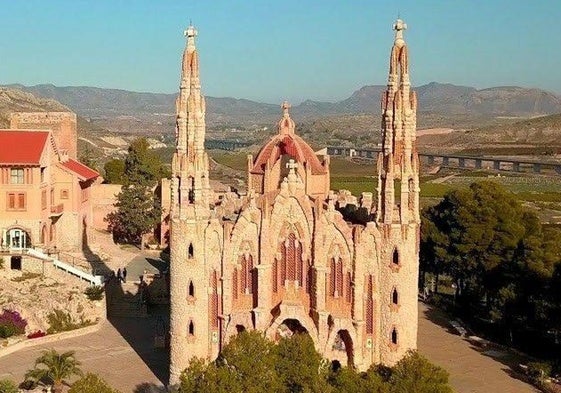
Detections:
169,25,212,386
376,19,420,365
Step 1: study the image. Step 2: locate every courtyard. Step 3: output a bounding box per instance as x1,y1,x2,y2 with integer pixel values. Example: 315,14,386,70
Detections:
0,288,539,393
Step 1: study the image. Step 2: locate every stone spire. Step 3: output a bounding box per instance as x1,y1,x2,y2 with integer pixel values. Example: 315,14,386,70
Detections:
377,19,419,224
278,100,296,135
171,24,211,219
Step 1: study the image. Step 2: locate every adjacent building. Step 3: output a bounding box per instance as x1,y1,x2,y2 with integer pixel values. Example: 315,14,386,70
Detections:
0,117,98,270
169,19,420,385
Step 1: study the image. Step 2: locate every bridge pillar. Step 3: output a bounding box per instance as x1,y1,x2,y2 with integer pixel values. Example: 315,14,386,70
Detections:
493,161,501,171
442,157,449,166
475,159,482,169
512,162,520,172
427,156,435,164
458,158,465,168
533,163,542,173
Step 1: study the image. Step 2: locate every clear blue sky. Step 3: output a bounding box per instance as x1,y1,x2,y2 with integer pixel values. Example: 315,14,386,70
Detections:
1,0,560,104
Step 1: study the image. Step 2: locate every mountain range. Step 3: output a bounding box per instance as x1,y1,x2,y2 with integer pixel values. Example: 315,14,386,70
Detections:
5,82,561,122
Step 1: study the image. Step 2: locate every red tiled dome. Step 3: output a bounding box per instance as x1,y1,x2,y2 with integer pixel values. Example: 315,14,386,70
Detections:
251,133,326,175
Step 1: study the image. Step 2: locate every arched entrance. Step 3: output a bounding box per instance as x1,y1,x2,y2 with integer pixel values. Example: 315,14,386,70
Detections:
277,318,308,339
331,329,354,368
4,228,30,249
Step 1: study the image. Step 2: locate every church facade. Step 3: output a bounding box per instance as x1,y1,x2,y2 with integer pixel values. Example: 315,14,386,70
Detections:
169,19,420,385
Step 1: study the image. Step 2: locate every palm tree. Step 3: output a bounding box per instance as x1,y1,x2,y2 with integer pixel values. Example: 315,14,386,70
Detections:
24,349,83,393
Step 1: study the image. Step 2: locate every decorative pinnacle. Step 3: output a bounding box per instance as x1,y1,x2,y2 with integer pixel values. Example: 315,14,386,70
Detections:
184,24,197,38
281,101,291,116
393,18,407,46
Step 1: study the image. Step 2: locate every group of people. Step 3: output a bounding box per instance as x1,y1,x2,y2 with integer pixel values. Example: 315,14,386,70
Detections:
116,267,127,283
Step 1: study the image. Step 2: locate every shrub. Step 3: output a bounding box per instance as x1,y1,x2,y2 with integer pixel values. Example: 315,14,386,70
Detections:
47,309,91,334
69,373,122,393
0,309,27,338
527,361,552,385
84,285,104,301
0,257,4,269
0,378,18,393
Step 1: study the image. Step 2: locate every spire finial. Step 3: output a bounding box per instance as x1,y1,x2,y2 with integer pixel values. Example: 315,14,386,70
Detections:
281,101,291,116
184,24,197,38
393,18,407,47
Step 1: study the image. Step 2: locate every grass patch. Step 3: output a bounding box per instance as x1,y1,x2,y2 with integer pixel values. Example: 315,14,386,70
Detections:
210,151,248,171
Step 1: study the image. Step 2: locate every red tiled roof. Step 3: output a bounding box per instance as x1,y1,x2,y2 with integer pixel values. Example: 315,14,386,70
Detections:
251,133,327,175
60,159,99,181
0,130,49,165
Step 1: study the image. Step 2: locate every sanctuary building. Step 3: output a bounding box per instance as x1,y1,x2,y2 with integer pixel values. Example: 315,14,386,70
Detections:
169,19,420,384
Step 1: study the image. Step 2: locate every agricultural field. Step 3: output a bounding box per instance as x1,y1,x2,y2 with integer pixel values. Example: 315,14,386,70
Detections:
209,151,561,222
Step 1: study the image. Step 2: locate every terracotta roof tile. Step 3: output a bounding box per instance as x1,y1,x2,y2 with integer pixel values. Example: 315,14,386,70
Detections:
0,130,49,165
60,159,99,181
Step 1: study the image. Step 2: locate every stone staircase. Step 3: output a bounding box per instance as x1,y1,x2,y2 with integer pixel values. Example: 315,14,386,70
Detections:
106,280,147,318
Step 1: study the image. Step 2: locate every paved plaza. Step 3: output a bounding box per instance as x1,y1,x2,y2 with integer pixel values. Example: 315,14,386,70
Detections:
0,263,539,393
418,303,539,393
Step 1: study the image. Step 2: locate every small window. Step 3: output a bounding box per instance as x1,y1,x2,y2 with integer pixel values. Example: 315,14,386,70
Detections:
188,320,195,336
7,192,26,211
392,288,399,305
188,243,194,258
391,328,398,345
392,249,399,265
188,281,195,297
42,190,47,209
10,168,24,184
40,167,46,183
60,189,69,199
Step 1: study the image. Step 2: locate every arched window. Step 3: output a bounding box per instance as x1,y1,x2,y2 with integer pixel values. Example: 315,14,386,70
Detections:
392,248,399,266
391,327,398,345
188,281,195,297
337,259,344,297
232,268,238,300
345,272,352,303
392,288,399,305
188,320,195,336
273,259,278,292
365,275,374,334
210,270,219,328
329,258,336,296
240,254,254,294
188,243,194,259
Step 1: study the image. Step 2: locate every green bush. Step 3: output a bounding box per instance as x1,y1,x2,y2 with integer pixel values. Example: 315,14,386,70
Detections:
84,285,104,301
69,373,122,393
527,361,552,385
0,378,18,393
47,309,92,334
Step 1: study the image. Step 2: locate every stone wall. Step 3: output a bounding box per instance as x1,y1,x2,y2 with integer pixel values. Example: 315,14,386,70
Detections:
10,112,77,159
91,183,121,231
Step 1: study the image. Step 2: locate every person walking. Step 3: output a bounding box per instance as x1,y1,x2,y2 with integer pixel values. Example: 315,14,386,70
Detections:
117,268,122,283
123,267,127,283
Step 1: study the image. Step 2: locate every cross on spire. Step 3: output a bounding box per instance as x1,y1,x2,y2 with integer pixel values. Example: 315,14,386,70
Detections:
184,24,197,38
282,101,291,116
393,18,407,44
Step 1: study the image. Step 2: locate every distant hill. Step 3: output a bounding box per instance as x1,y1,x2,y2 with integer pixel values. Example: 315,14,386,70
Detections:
418,113,561,154
5,82,561,122
0,87,70,128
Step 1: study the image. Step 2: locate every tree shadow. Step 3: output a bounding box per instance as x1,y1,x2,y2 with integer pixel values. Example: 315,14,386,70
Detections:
82,225,171,386
422,302,537,390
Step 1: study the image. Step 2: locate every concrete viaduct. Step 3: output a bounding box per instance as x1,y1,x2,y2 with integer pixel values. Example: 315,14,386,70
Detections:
204,140,561,175
326,146,561,175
